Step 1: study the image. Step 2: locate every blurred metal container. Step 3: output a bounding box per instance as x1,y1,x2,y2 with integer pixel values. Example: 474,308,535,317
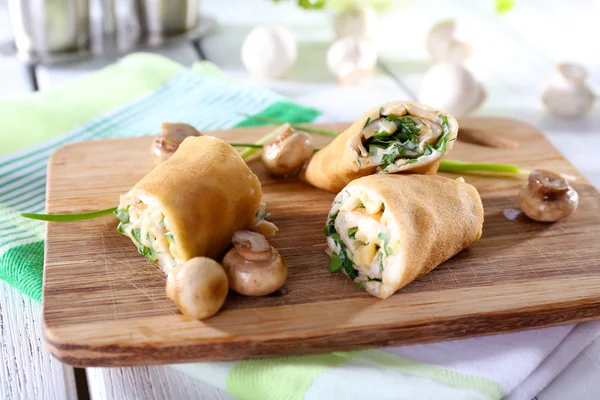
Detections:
134,0,199,37
8,0,90,56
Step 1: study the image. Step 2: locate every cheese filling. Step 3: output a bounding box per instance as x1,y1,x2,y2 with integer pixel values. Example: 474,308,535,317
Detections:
115,192,180,273
326,188,402,296
355,110,451,173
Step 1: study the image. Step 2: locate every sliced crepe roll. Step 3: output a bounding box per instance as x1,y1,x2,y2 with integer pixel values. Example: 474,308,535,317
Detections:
325,174,483,299
302,101,459,193
115,136,270,274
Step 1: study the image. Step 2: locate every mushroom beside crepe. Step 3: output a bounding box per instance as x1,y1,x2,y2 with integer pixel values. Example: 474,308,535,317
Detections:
115,136,275,274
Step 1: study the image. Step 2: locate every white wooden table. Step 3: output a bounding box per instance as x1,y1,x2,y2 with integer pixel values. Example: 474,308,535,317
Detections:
1,1,599,399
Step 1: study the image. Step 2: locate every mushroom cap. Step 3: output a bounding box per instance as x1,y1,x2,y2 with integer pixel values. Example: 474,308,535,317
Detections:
518,169,579,222
419,63,486,117
262,130,313,176
222,231,287,296
151,123,202,165
427,19,472,63
557,62,588,83
542,65,595,118
241,25,297,78
333,3,378,40
326,37,378,85
222,247,287,296
166,257,229,319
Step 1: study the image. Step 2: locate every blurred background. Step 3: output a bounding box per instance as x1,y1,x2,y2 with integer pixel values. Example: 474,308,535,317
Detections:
0,0,599,184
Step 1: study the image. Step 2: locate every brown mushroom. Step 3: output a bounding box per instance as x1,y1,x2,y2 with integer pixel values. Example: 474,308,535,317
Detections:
261,124,313,176
151,122,202,164
166,257,228,319
518,169,579,222
222,231,287,296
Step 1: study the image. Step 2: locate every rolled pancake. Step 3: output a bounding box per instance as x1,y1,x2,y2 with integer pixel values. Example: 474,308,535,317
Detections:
115,136,263,273
302,101,459,193
325,174,483,299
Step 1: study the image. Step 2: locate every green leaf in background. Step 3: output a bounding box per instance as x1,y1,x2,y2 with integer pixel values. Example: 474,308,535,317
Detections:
496,0,515,13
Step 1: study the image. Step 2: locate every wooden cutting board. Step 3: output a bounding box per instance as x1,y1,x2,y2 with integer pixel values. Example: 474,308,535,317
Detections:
42,118,600,367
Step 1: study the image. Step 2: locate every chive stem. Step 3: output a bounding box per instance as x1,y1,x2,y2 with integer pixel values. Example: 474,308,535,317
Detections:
439,160,521,174
238,127,284,160
21,206,118,222
439,160,576,181
229,143,265,149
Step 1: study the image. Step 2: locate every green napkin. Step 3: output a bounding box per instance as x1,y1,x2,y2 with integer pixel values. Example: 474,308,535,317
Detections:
0,52,319,301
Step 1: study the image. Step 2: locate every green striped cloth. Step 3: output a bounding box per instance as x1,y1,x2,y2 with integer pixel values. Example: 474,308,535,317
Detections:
0,53,504,400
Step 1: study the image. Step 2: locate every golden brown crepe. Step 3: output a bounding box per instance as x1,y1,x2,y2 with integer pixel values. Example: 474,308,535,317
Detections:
302,101,459,193
325,174,483,299
114,136,265,273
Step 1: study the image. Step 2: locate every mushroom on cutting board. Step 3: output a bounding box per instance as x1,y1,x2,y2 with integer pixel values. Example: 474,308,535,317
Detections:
518,169,579,222
222,231,287,296
166,257,229,319
261,124,314,176
151,122,202,164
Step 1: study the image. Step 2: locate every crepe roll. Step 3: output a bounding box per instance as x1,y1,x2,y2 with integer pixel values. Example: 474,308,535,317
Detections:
325,174,483,299
114,136,268,274
302,101,459,193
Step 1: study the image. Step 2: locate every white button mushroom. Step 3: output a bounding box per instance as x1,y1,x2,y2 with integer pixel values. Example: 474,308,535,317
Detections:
241,25,298,79
333,4,378,40
166,257,229,320
151,122,202,165
222,231,287,296
518,169,579,222
327,36,378,85
542,63,596,118
419,62,486,117
427,19,471,64
261,125,314,176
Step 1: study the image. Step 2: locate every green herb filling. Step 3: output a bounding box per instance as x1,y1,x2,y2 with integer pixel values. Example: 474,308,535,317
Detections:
348,226,358,239
363,112,450,171
325,213,359,280
113,205,130,223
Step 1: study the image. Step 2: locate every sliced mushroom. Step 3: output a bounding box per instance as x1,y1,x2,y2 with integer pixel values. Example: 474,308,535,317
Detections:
261,125,314,176
166,257,229,319
251,219,279,236
151,123,202,164
251,201,279,236
222,231,287,296
518,169,579,222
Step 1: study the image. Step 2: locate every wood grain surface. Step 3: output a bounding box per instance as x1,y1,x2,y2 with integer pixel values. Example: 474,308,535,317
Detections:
42,118,600,367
